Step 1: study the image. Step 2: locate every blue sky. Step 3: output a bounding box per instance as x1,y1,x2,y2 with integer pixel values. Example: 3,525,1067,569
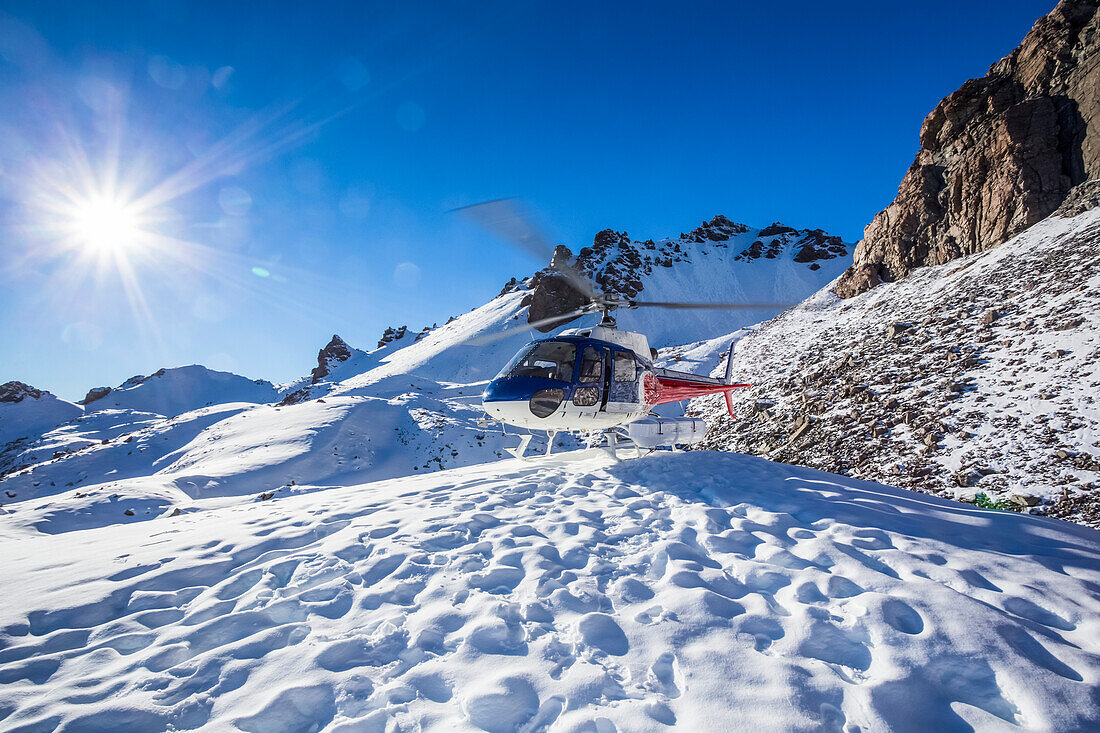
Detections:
0,0,1054,400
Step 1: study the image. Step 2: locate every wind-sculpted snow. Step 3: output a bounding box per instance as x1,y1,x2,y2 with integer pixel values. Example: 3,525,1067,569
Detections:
2,452,1098,731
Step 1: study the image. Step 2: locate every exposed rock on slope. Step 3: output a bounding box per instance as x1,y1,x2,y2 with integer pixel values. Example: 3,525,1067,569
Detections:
0,381,43,403
311,334,354,383
698,200,1100,527
79,386,111,405
838,0,1100,297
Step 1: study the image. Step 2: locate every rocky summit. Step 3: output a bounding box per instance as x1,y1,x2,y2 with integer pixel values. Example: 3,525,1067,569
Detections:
836,0,1100,298
524,216,849,330
0,381,44,403
310,334,354,384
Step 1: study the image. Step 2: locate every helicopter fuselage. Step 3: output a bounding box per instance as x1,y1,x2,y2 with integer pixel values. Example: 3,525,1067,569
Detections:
482,326,748,434
482,331,653,431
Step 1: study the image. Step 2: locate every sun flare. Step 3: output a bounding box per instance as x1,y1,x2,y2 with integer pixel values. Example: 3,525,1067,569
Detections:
67,195,144,253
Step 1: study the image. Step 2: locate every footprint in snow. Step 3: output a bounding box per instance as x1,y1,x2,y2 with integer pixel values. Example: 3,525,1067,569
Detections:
577,612,629,656
461,676,540,733
648,651,682,698
881,598,925,635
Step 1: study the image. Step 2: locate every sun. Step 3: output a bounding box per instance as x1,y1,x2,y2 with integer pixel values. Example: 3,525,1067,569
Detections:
67,195,145,253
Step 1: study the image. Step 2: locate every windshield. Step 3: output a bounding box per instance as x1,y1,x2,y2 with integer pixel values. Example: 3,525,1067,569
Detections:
498,341,577,381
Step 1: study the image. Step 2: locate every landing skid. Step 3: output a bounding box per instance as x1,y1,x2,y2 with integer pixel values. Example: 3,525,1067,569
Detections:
505,430,649,461
600,429,644,461
506,430,558,460
505,434,533,460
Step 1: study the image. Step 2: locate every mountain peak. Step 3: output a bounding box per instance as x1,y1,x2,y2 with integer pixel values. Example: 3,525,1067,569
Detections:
518,217,852,335
683,215,750,243
311,334,354,384
0,381,45,404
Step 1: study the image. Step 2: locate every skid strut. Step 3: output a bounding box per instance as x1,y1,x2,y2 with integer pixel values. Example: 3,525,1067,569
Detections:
506,434,533,460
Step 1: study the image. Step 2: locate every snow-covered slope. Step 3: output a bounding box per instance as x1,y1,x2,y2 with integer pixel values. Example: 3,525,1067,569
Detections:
693,203,1100,527
0,382,81,448
2,451,1098,731
88,366,278,418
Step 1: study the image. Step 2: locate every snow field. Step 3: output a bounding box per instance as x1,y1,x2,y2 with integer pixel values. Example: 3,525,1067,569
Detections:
2,451,1099,731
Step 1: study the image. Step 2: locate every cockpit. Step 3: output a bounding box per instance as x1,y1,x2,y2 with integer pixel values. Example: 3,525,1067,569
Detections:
483,336,646,428
497,341,576,382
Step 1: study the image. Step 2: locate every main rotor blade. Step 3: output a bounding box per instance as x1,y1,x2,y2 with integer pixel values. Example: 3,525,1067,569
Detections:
451,198,597,301
631,301,797,310
464,307,593,346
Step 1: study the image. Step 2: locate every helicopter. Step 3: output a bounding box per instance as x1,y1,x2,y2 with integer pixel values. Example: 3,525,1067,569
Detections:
455,199,791,459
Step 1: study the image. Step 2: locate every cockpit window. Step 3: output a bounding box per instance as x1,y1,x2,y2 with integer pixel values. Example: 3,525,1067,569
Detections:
500,341,576,381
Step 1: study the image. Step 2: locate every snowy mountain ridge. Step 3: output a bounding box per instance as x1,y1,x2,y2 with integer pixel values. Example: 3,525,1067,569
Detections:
517,216,850,348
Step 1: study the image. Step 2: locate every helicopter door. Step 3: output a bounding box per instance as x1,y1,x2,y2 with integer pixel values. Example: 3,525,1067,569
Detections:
600,347,613,411
611,350,638,404
574,346,604,412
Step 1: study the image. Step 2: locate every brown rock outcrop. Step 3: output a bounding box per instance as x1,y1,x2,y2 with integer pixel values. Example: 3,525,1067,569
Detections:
0,381,44,403
521,245,591,331
80,387,111,405
833,263,883,299
838,0,1100,297
310,335,354,383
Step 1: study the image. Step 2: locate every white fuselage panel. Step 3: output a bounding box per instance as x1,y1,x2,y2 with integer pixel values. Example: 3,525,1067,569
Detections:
483,399,649,431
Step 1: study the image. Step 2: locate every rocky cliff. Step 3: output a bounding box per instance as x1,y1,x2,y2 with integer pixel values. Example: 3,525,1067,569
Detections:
836,0,1100,298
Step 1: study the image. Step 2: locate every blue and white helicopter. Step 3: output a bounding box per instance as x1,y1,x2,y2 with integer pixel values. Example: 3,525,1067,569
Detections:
457,200,791,459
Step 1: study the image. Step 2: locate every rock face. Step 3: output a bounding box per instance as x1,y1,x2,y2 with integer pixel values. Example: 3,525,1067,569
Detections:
833,263,883,299
80,387,112,405
838,0,1100,297
0,382,44,403
521,245,591,331
311,335,354,384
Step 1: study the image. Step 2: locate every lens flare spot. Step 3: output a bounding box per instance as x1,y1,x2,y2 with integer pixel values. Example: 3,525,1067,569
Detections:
251,266,270,278
394,261,421,288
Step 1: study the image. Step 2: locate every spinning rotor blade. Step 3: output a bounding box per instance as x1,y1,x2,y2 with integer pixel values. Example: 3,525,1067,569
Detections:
464,306,594,346
631,300,797,310
452,198,598,301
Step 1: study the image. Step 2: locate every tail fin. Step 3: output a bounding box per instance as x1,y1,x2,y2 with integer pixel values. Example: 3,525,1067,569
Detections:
723,340,746,419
